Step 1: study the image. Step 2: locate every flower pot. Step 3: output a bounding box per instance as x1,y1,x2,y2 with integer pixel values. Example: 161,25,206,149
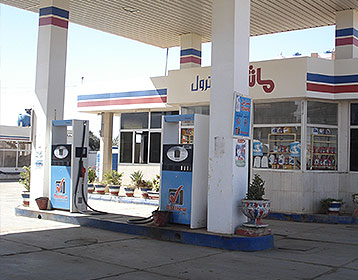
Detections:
152,210,169,227
353,194,358,217
109,185,120,196
140,187,151,199
148,190,159,200
124,187,134,197
327,201,342,216
35,197,49,210
95,184,106,195
21,191,30,207
241,199,271,228
88,184,95,194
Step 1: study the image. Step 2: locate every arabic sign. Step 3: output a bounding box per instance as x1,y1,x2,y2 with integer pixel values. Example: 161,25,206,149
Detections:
233,93,251,138
249,65,275,94
191,75,211,92
166,67,211,105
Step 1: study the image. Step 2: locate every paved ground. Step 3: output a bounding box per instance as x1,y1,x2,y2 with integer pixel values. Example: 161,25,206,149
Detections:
1,182,358,280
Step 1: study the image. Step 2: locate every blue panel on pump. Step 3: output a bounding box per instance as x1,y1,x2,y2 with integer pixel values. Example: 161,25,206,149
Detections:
160,170,192,225
50,166,71,210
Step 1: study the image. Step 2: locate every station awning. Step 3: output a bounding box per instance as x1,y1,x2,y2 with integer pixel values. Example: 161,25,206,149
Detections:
1,0,358,48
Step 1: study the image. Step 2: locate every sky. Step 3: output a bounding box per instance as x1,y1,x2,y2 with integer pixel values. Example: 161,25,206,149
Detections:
0,4,335,136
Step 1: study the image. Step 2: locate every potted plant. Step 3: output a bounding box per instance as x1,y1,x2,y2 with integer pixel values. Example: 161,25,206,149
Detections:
94,180,106,195
19,166,30,206
139,180,153,199
320,198,343,215
123,185,135,197
103,170,123,196
130,170,143,187
128,170,143,197
241,174,271,228
87,166,96,193
353,194,358,217
148,174,160,199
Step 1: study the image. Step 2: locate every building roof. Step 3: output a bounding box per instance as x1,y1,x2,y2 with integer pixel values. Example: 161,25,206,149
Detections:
2,0,358,48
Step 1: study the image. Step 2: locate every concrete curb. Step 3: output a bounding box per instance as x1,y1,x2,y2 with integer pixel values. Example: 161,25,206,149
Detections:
267,212,358,224
15,207,274,252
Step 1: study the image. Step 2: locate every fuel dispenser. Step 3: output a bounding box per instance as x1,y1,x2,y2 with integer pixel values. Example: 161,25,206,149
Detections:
50,119,88,212
160,114,209,229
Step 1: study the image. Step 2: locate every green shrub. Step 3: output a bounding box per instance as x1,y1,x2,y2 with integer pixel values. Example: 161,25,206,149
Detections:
103,170,123,186
88,166,97,184
19,166,30,191
246,174,265,200
152,174,160,192
130,170,144,188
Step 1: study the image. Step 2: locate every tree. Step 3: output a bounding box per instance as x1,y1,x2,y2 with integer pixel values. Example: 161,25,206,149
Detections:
89,131,100,151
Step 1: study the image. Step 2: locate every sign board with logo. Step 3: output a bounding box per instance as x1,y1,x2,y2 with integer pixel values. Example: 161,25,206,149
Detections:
166,67,211,105
160,170,192,225
233,93,252,138
50,166,71,209
163,57,309,107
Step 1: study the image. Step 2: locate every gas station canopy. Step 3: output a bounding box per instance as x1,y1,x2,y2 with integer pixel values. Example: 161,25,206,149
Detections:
2,0,358,48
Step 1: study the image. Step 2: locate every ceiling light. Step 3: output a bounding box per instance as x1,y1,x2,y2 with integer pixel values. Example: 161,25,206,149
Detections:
122,7,138,14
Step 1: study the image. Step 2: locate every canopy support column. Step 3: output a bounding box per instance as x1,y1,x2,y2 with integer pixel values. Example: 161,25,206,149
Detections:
208,0,251,234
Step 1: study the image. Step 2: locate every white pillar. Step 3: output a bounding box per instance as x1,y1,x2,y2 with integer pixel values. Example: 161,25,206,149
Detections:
30,0,69,206
207,0,250,234
99,112,113,180
335,9,358,60
180,33,202,69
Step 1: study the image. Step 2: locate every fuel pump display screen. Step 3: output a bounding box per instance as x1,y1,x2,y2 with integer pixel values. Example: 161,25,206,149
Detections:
52,144,71,166
162,144,193,172
54,146,69,159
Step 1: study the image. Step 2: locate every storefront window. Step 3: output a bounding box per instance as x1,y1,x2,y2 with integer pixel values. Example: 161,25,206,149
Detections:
149,132,161,163
254,101,301,124
18,150,31,167
351,103,358,125
253,101,302,170
305,101,338,171
306,127,338,171
0,141,31,168
181,106,209,126
0,150,17,167
350,129,358,171
307,101,337,125
120,132,132,163
253,126,301,170
119,111,177,164
181,105,209,115
350,103,358,171
134,132,148,164
150,111,179,129
121,113,148,129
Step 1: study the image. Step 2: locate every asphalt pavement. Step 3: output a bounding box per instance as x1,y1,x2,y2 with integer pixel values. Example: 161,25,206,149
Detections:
1,182,358,280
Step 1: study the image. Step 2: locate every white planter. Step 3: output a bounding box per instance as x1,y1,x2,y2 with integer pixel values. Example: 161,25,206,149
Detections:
241,199,271,228
109,185,120,196
21,191,30,207
88,184,95,193
95,184,106,194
